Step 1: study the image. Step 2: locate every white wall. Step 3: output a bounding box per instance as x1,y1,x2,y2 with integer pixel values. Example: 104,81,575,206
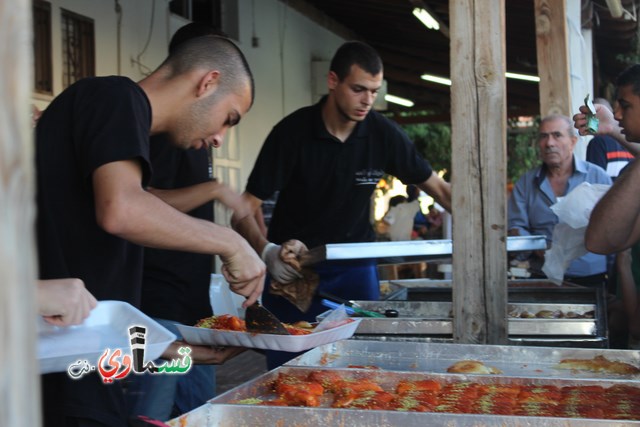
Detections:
32,0,170,111
31,0,346,192
234,0,344,185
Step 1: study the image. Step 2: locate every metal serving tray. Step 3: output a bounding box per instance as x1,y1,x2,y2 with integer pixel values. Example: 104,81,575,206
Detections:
387,278,580,289
287,340,640,381
301,235,547,265
169,365,640,426
330,300,597,336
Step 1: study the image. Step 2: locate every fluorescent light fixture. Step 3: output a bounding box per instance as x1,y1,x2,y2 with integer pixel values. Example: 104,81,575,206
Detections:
606,0,625,18
420,74,452,86
421,72,540,85
505,72,540,82
412,8,440,30
385,94,414,107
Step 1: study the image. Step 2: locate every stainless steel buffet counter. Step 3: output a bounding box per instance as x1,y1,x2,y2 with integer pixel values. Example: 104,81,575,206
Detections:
329,284,609,348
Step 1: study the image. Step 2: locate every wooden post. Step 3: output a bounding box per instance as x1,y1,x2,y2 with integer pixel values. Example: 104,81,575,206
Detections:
535,0,572,116
450,0,508,344
0,1,41,426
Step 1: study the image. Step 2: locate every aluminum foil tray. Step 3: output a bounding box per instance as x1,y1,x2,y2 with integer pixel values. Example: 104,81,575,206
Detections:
168,366,640,426
287,340,640,381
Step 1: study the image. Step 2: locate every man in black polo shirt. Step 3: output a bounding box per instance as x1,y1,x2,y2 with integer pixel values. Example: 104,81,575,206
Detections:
234,41,451,368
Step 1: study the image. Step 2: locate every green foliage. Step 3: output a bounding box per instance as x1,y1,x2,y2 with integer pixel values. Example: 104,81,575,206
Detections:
402,123,452,181
403,119,539,186
397,118,540,185
506,117,540,184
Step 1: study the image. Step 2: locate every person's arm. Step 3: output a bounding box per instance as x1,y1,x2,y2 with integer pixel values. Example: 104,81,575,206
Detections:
585,160,640,254
161,340,246,365
231,191,307,283
253,205,268,237
417,172,451,213
92,159,265,307
506,178,533,237
148,179,251,218
37,279,98,326
231,191,269,254
616,249,640,339
574,104,640,157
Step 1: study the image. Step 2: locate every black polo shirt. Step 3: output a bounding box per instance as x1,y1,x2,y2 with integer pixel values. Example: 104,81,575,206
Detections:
246,97,432,249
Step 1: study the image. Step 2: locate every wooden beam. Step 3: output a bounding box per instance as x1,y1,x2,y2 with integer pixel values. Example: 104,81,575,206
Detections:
450,0,508,344
0,1,41,426
534,0,572,116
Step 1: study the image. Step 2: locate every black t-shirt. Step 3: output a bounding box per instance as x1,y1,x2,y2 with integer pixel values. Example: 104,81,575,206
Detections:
35,76,151,427
36,76,151,305
246,98,433,249
141,135,214,326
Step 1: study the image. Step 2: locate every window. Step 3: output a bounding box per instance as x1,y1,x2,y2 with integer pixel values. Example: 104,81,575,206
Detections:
169,0,238,40
61,9,95,88
170,0,221,27
33,0,52,95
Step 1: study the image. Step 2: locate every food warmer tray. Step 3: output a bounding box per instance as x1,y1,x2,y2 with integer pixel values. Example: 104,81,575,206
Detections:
395,283,600,302
286,340,640,381
387,278,580,290
349,286,608,348
168,365,640,427
319,300,598,336
301,235,547,265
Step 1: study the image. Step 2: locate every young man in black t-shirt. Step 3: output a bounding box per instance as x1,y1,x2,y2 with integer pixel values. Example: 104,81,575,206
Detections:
36,35,264,427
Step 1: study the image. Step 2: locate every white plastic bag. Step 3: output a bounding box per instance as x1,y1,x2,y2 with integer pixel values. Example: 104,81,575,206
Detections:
542,182,610,284
209,274,246,318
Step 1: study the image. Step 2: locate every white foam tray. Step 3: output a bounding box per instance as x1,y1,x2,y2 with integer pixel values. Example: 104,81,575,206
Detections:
38,300,176,374
177,319,361,353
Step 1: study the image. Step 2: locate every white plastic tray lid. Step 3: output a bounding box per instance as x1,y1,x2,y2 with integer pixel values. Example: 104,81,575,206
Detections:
177,318,361,353
38,300,176,374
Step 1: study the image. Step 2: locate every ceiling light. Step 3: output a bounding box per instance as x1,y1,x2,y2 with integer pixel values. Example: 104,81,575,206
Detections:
421,72,540,85
385,94,414,107
606,0,624,18
420,74,452,86
505,72,540,82
412,8,440,30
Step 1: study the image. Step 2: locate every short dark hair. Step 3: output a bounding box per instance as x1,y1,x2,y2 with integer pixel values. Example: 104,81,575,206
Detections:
389,195,407,207
616,64,640,96
169,22,228,54
329,41,383,81
161,35,255,106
